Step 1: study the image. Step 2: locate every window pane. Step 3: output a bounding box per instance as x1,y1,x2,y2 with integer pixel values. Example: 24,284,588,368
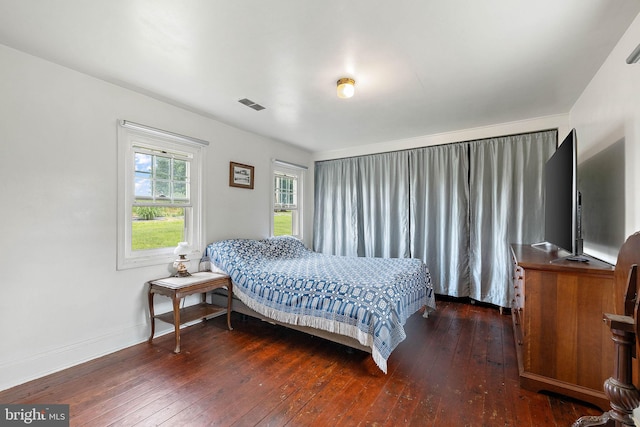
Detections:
135,153,152,174
174,159,187,181
155,156,171,180
155,180,171,199
273,210,293,236
131,207,185,250
134,176,152,199
133,152,190,204
173,182,187,199
274,174,297,209
273,170,300,237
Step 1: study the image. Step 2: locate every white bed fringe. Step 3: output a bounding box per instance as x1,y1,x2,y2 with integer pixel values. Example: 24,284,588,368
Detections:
232,286,390,374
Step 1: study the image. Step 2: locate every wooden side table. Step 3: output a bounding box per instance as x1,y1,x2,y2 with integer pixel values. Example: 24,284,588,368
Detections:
147,271,233,353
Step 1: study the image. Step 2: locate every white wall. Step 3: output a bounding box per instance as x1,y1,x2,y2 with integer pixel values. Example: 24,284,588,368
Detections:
570,13,640,263
0,44,312,391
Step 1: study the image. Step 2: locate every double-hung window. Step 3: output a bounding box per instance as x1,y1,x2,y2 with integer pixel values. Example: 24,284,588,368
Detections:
117,121,205,269
272,161,305,239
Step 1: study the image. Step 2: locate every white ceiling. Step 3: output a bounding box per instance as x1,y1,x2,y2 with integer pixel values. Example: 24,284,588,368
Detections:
1,1,639,153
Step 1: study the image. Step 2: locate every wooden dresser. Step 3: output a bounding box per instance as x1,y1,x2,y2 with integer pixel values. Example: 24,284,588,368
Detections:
510,244,615,410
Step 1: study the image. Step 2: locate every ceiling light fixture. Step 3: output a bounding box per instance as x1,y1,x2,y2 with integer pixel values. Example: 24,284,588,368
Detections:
336,78,355,99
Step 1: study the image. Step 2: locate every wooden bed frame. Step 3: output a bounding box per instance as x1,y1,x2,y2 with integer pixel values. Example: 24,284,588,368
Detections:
210,290,372,353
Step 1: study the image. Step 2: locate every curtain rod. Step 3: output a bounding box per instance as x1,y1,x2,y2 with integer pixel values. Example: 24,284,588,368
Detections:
314,128,558,164
120,120,209,146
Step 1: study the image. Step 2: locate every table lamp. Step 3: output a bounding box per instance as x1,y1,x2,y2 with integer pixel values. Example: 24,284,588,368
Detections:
173,242,191,277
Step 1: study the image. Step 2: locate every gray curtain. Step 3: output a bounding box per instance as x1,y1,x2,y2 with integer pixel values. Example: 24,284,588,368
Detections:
356,151,410,257
314,151,410,257
313,130,556,308
468,131,556,307
313,158,360,256
409,143,470,297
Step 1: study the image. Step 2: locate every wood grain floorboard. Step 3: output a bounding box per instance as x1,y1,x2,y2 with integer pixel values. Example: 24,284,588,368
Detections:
0,299,603,426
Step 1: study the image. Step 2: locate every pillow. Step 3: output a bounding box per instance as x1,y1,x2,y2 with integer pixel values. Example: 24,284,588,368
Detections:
262,236,309,258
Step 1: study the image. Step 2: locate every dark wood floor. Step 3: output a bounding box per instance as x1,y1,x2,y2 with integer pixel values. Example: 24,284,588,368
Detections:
0,299,602,426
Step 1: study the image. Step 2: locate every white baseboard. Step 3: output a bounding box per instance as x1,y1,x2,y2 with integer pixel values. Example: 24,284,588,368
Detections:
0,323,149,392
0,299,215,393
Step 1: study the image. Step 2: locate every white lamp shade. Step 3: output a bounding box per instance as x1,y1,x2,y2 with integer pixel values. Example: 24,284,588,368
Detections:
174,242,190,256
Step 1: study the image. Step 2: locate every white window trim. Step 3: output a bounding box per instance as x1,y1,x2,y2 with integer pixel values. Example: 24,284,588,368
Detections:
270,159,305,239
117,121,205,270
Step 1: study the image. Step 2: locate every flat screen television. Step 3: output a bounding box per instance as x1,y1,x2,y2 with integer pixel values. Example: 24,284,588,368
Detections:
541,128,587,262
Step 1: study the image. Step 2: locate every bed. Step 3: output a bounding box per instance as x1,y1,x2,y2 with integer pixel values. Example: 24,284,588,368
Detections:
202,236,436,373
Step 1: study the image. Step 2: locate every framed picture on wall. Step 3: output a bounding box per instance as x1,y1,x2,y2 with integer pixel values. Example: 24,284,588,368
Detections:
229,161,254,189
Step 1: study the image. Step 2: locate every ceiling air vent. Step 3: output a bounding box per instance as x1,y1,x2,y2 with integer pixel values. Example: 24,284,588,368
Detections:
238,98,266,111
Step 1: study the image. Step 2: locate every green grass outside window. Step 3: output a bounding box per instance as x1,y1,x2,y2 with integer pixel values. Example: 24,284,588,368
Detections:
132,210,294,251
132,218,184,250
274,210,292,236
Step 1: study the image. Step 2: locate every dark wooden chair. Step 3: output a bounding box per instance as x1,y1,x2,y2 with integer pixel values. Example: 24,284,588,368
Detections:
574,232,640,427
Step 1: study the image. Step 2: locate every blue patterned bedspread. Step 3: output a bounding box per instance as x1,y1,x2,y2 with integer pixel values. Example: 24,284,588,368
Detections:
203,236,436,373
